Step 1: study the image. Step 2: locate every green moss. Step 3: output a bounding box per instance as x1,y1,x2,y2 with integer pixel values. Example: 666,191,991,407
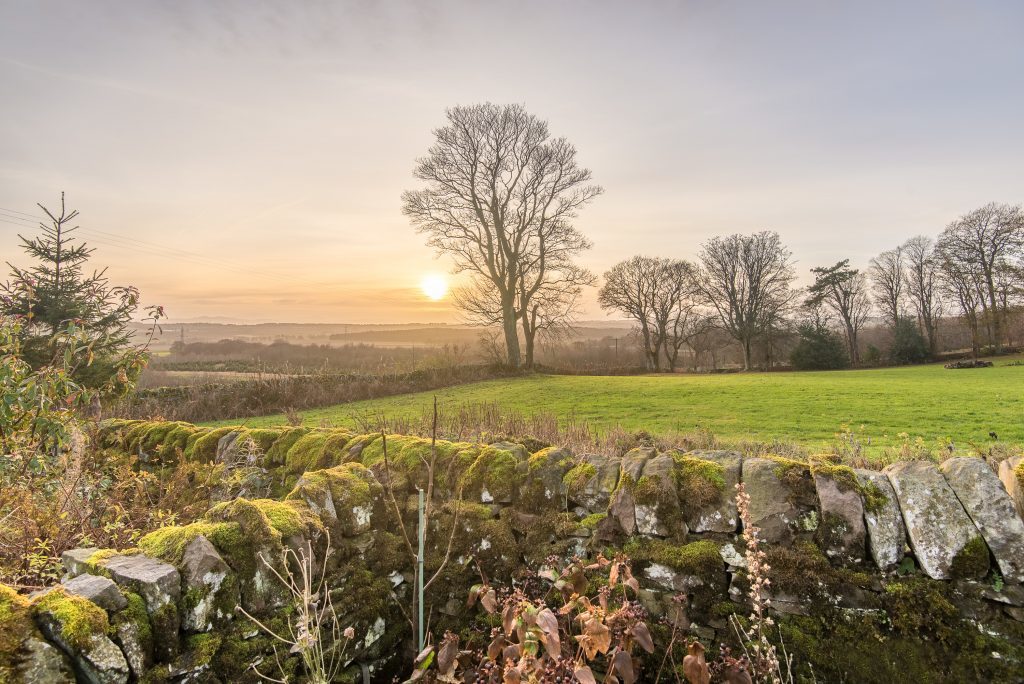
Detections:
321,430,354,464
860,479,888,514
31,588,109,650
156,424,198,462
624,539,722,578
244,428,285,453
580,513,607,529
762,541,835,599
250,499,323,538
563,462,596,493
672,455,725,517
950,535,990,579
0,585,33,678
1015,461,1024,492
284,432,330,476
778,607,1024,683
185,632,222,666
883,578,959,643
265,427,312,465
460,443,527,503
120,591,153,644
187,426,236,463
139,522,238,564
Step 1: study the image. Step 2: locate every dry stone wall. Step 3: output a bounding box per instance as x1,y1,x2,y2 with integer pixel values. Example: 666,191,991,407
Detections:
2,419,1024,682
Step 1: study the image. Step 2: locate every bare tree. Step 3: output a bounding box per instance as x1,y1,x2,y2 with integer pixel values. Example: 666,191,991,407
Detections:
806,260,871,365
868,247,904,328
693,232,797,371
457,259,593,368
902,235,944,355
403,103,601,368
936,244,986,359
659,261,712,372
936,203,1024,351
598,256,664,370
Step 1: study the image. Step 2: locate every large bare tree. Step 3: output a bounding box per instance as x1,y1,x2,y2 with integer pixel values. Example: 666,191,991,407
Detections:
806,260,871,365
936,203,1024,351
403,103,601,368
598,256,666,370
868,247,905,328
693,231,797,371
902,235,943,355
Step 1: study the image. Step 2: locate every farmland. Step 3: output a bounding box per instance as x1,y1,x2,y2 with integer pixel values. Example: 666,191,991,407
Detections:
207,357,1024,454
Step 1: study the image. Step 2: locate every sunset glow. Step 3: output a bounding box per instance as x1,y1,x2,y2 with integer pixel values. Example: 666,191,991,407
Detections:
420,274,448,301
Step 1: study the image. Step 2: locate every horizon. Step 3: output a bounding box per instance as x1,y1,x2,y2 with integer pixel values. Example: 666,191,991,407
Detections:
3,0,1023,323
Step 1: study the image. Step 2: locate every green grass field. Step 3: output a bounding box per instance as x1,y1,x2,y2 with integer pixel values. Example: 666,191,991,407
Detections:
207,359,1024,454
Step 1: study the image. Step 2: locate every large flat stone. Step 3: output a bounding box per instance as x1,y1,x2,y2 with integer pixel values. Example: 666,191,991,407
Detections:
941,457,1024,584
62,574,127,613
567,453,620,514
885,460,981,580
682,450,740,534
60,548,99,578
635,453,684,537
102,555,180,609
855,469,905,571
741,457,814,544
998,456,1023,519
180,534,238,632
813,470,866,565
101,554,181,662
35,611,129,684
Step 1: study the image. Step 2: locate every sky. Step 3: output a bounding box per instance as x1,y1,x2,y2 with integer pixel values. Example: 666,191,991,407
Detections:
1,0,1023,323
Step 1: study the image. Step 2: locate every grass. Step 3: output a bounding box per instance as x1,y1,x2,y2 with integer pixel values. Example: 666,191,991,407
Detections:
205,359,1024,455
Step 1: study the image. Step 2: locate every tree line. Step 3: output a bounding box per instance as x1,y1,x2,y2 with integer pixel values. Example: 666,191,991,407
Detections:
406,103,1024,370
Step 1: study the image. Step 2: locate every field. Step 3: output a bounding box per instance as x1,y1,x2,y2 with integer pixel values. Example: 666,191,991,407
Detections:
206,358,1024,454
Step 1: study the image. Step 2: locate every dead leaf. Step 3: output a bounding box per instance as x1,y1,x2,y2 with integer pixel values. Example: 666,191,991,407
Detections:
413,644,433,667
630,622,654,654
437,635,459,675
487,634,506,661
503,666,522,684
610,651,635,684
502,603,516,635
573,665,597,684
682,641,711,684
481,588,498,614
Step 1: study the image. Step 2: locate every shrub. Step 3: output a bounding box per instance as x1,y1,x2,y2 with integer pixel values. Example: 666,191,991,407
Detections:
889,317,930,365
790,324,850,370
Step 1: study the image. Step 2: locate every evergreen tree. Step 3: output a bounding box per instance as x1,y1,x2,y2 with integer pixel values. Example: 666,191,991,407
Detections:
1,194,143,389
889,316,930,365
790,322,851,370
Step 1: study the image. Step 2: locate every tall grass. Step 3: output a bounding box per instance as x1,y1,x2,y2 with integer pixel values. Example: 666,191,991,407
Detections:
114,364,517,423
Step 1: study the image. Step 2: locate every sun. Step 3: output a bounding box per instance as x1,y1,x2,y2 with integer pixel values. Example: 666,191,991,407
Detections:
420,274,448,301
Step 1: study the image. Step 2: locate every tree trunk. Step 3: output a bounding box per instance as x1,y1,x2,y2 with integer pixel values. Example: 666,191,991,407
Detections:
743,338,752,371
522,317,536,369
502,301,521,368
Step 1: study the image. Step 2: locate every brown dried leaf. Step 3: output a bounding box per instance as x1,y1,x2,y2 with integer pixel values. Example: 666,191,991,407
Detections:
611,651,635,684
630,622,654,654
573,665,597,684
503,666,522,684
683,641,711,684
413,644,433,667
481,588,498,614
487,635,506,661
584,618,611,656
437,635,459,675
466,584,483,608
502,603,516,635
608,561,620,589
502,643,522,662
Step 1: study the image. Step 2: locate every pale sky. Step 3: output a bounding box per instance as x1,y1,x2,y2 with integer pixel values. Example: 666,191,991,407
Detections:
1,0,1022,323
